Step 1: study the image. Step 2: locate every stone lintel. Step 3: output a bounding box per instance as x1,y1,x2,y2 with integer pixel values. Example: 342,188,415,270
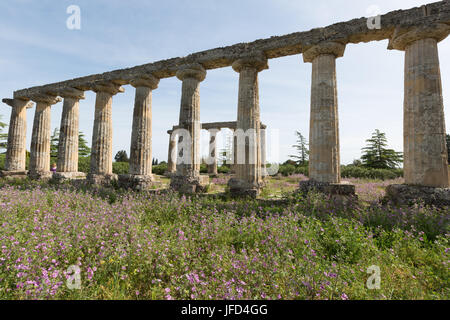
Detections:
388,23,450,51
13,1,450,98
130,74,160,89
170,121,267,132
232,52,268,73
176,63,206,82
58,88,85,100
303,41,346,63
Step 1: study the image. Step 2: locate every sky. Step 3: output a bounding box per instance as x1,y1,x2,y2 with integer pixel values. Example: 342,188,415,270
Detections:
0,0,449,165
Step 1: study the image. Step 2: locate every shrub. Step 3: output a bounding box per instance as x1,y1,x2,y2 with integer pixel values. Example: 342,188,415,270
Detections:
152,163,168,175
218,165,230,174
78,157,90,174
112,162,129,174
279,164,296,176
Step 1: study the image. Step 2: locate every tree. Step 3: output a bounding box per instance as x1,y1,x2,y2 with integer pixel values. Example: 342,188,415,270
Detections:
446,134,450,165
152,158,159,166
0,115,8,153
361,129,403,169
78,132,91,157
114,150,129,162
289,131,309,165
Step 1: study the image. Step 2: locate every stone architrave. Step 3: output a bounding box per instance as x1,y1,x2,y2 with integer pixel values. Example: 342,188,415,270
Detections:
227,52,268,197
54,88,86,180
170,63,209,194
29,93,62,179
88,82,124,185
1,98,33,178
118,75,159,190
389,23,450,188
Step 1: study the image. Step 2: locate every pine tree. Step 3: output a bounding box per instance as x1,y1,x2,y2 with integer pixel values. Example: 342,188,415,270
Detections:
78,132,91,157
289,131,309,165
50,128,59,158
114,150,129,162
361,129,403,169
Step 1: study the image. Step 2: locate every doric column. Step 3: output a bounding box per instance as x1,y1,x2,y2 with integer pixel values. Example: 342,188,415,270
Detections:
29,94,62,179
1,98,33,177
208,129,219,175
54,88,86,180
166,130,177,175
118,75,159,190
228,52,268,197
389,24,450,188
303,41,345,184
260,124,267,178
170,63,208,193
88,82,124,184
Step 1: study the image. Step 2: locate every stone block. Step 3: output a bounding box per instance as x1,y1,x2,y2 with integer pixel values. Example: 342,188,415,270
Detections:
385,184,450,207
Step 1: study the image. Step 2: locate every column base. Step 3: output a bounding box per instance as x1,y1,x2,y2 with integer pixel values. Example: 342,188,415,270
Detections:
52,172,86,181
164,171,177,178
227,178,261,198
170,174,209,194
385,184,450,207
0,170,28,179
87,173,118,185
299,180,356,196
28,171,53,180
118,174,157,191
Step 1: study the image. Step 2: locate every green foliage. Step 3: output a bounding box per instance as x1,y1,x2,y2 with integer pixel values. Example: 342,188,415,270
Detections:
200,163,208,174
112,162,129,174
290,131,309,165
78,132,91,157
341,165,403,180
361,129,403,169
78,157,90,174
114,150,129,163
50,128,59,158
152,163,168,176
218,165,230,174
0,114,8,153
279,164,296,176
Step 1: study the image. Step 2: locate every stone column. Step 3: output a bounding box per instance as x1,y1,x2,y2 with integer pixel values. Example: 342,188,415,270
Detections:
88,82,124,184
260,125,267,178
119,75,159,190
54,88,86,180
228,53,268,197
390,24,450,188
299,42,355,196
166,130,177,175
208,129,219,175
28,94,62,179
1,98,33,177
170,64,209,193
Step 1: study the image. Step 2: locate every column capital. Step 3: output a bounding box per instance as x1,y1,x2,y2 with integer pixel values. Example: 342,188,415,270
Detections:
130,74,159,89
90,81,125,95
30,93,62,105
58,87,85,100
176,63,206,82
2,98,34,109
303,41,346,63
232,52,268,73
388,23,450,51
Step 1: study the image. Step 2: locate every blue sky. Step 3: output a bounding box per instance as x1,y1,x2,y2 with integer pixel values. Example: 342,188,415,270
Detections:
0,0,449,164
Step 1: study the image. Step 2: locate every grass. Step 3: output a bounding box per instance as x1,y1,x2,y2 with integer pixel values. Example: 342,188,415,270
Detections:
0,175,448,300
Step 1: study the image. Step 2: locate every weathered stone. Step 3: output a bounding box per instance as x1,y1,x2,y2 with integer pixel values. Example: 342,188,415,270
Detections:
304,41,344,184
12,2,450,99
166,133,177,175
390,24,450,187
28,94,61,179
52,171,86,181
208,129,219,175
385,184,450,207
170,174,209,194
118,174,157,191
57,88,85,179
1,99,33,173
228,53,267,196
88,82,124,183
228,178,260,198
87,173,118,185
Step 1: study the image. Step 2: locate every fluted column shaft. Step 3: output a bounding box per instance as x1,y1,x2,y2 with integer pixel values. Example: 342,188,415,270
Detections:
3,99,31,172
129,77,159,176
303,42,345,184
232,54,268,189
167,133,177,173
176,64,206,177
29,94,61,177
390,24,450,187
208,129,219,175
57,92,84,173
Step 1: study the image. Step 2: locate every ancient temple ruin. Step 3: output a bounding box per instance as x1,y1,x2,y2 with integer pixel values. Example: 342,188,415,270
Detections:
2,1,450,199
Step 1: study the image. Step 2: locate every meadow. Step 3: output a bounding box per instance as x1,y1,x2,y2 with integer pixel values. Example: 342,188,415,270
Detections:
0,175,448,300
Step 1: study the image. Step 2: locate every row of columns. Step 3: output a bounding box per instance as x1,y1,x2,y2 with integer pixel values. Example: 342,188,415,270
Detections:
2,24,449,194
